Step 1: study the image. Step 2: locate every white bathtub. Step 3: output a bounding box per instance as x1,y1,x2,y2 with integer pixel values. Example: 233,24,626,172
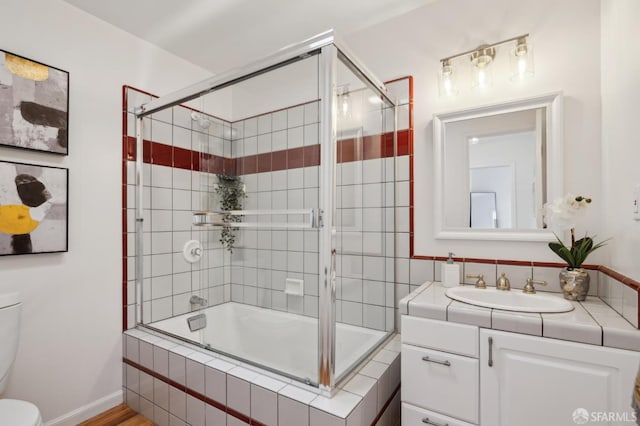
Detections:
149,302,387,383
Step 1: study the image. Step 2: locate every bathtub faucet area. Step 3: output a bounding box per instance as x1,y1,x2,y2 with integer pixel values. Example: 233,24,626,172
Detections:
189,295,208,310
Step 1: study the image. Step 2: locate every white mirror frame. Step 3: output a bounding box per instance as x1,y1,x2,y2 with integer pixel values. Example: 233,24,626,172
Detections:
433,92,563,241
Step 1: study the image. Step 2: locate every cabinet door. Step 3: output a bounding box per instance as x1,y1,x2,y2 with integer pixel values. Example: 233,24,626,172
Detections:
480,329,640,426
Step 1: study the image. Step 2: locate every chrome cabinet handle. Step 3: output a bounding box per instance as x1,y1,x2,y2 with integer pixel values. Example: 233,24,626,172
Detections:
422,417,449,426
488,336,494,367
421,356,451,367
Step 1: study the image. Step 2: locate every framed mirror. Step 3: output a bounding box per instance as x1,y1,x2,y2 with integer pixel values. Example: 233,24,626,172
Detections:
433,92,563,241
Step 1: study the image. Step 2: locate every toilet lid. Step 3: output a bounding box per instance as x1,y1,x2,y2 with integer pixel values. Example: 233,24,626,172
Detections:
0,399,42,426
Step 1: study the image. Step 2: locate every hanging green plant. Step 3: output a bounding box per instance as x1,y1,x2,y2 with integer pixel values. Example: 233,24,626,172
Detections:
214,174,246,252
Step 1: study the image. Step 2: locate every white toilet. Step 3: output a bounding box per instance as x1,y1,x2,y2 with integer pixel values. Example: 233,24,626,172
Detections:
0,292,43,426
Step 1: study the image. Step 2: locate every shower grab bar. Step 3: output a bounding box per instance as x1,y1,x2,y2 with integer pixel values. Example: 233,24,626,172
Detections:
193,209,320,229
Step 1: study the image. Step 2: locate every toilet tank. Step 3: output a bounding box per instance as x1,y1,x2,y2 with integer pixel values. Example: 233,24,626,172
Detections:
0,293,21,395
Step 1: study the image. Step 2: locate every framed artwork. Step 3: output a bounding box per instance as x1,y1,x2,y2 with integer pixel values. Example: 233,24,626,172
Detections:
0,160,68,255
0,49,69,155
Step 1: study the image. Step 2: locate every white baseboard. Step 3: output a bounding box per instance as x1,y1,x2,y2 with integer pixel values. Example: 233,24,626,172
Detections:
45,390,123,426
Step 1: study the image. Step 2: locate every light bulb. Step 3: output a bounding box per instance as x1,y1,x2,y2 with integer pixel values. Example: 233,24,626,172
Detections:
510,38,534,81
518,57,527,78
342,97,349,116
438,60,458,96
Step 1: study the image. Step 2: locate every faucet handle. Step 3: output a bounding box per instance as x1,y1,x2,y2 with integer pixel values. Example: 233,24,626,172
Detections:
523,278,547,294
466,273,487,289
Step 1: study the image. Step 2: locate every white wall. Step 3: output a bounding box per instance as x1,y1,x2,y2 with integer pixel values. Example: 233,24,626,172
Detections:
345,0,603,262
0,0,210,423
601,0,640,281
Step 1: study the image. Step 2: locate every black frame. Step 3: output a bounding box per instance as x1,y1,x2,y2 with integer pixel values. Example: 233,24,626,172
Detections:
0,48,70,155
0,159,69,255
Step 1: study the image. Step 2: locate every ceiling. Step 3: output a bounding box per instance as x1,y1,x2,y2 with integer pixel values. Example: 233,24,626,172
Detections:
62,0,435,74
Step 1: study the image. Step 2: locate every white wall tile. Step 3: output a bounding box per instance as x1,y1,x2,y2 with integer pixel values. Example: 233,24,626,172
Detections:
409,259,434,285
173,126,191,150
272,130,287,151
342,300,363,326
279,395,310,426
151,211,172,232
226,376,250,416
168,387,186,421
258,114,272,135
363,280,385,306
185,395,205,426
363,304,386,330
152,120,173,145
362,159,383,184
288,168,304,190
304,123,319,146
287,105,304,128
151,187,172,210
257,133,272,154
287,126,304,149
168,353,186,386
310,408,345,426
186,359,205,394
205,405,226,426
251,384,278,425
304,102,319,125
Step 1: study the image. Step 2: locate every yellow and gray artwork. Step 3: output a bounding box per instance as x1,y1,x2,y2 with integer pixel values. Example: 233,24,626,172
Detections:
0,50,69,154
0,160,68,255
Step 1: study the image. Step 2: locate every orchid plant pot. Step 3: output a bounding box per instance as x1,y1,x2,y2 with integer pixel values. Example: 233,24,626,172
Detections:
559,268,590,301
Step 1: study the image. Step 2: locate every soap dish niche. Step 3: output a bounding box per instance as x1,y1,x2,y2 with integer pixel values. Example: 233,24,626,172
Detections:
285,278,304,297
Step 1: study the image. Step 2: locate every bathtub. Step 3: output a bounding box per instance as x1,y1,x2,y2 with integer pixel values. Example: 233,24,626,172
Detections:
148,302,387,384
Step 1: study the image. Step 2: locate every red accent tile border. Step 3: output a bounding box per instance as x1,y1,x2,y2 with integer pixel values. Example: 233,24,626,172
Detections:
123,356,399,425
123,357,264,425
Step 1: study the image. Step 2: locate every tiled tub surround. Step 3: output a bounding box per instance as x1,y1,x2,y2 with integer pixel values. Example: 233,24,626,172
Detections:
400,281,640,351
123,77,414,333
122,328,401,426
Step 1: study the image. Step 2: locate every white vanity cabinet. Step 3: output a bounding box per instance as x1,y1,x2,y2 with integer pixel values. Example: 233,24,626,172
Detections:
480,329,640,426
401,316,640,426
401,316,480,425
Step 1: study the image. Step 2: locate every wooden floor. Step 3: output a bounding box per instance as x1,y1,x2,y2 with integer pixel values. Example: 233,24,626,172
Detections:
78,404,154,426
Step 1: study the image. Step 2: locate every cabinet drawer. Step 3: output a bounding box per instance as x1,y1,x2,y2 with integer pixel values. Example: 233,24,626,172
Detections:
402,402,477,426
402,315,478,357
402,344,478,424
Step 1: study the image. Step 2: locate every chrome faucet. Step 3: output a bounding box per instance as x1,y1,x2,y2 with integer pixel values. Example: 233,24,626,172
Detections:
466,273,487,289
190,295,208,310
523,278,547,294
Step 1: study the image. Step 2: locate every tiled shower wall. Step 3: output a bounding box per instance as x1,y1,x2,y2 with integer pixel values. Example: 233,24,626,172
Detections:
124,87,233,326
228,101,322,318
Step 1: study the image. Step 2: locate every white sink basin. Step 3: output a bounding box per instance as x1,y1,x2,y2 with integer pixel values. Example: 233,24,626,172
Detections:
445,286,574,313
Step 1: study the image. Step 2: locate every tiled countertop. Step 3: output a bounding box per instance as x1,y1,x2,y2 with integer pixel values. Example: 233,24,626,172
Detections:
400,281,640,352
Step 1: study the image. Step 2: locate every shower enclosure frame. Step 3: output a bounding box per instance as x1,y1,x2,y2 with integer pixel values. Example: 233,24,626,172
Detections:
132,30,397,394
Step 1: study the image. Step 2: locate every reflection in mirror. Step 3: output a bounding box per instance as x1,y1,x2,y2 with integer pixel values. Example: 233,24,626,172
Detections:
434,93,563,241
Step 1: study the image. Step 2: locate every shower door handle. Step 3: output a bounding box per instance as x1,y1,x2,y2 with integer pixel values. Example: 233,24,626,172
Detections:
330,249,336,283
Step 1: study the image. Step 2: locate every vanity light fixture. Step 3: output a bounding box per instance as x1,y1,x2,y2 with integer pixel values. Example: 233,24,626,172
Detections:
438,33,533,96
510,36,534,81
438,59,458,96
